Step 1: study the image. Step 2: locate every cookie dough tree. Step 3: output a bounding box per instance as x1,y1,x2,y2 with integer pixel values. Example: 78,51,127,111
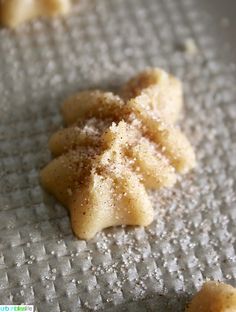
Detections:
41,68,196,239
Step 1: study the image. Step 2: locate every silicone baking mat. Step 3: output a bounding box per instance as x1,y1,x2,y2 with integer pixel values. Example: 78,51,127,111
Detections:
0,0,236,311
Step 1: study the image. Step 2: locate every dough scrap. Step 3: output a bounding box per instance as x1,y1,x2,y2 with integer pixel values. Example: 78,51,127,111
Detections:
0,0,71,28
41,68,196,239
186,281,236,312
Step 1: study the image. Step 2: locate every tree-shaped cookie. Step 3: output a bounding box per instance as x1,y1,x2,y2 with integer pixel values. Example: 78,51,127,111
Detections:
41,68,196,239
0,0,71,27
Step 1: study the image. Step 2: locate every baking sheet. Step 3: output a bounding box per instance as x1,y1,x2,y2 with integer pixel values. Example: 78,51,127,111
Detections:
0,0,236,311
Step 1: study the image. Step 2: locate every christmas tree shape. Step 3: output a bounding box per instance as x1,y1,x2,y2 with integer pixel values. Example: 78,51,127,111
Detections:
41,68,196,239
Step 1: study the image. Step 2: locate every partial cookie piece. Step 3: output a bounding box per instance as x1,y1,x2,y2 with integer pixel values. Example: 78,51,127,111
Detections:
0,0,71,28
186,281,236,312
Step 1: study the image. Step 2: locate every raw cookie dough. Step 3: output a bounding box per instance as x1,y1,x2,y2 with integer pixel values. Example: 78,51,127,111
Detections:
186,281,236,312
120,68,183,123
0,0,71,28
41,68,196,239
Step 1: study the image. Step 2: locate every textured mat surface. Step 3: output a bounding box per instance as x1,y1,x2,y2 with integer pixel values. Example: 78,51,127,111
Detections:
0,0,236,311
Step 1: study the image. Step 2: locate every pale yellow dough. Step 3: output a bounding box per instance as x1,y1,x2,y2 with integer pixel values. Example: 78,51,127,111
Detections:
121,68,183,123
186,281,236,312
40,68,196,239
0,0,71,28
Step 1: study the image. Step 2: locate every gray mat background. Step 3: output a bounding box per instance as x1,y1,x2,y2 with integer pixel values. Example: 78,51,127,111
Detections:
0,0,236,311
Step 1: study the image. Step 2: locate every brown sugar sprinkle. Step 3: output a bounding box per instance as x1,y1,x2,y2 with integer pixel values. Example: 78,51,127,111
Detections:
40,68,196,240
